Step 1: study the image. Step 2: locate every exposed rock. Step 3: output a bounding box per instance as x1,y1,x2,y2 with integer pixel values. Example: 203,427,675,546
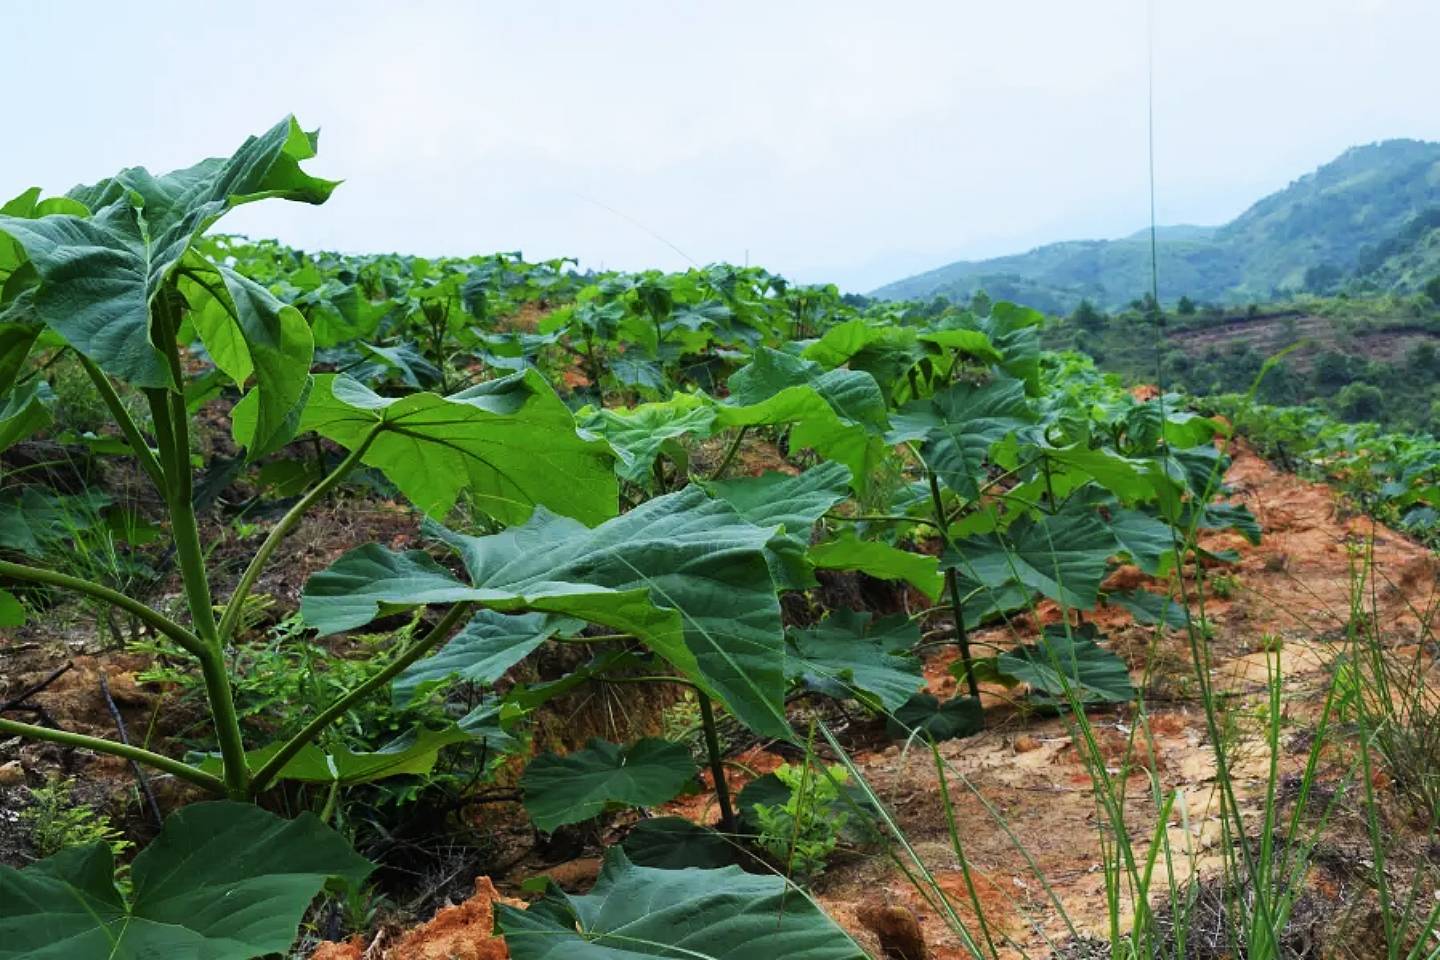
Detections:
856,899,928,960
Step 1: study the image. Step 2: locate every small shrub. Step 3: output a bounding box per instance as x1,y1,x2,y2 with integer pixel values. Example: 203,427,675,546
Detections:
753,761,852,882
21,777,131,860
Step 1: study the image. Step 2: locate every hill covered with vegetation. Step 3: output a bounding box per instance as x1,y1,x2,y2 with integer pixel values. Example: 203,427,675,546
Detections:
1043,291,1440,435
874,138,1440,312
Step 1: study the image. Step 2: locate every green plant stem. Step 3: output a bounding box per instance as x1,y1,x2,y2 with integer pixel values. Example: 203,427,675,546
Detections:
697,692,737,835
0,560,204,658
217,423,384,642
926,471,980,699
248,602,474,795
709,425,748,480
146,302,251,800
78,355,165,490
0,716,225,794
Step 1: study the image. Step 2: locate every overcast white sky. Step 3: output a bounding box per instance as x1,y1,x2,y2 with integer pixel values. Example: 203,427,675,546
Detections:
6,1,1438,292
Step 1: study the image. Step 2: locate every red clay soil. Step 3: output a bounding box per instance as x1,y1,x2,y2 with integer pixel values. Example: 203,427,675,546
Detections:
312,877,523,960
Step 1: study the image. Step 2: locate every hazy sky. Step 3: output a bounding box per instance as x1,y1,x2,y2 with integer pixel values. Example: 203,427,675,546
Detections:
6,1,1438,292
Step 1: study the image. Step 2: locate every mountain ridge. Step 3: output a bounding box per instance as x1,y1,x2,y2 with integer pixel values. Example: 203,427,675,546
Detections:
872,138,1440,313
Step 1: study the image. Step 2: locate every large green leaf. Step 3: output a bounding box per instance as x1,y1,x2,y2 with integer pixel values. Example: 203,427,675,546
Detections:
497,848,865,959
1108,507,1181,576
808,532,944,600
885,693,984,742
0,801,370,960
181,261,313,458
580,394,717,484
522,738,697,832
978,302,1044,394
302,486,790,739
716,347,888,491
620,817,739,870
429,487,789,739
996,624,1135,704
894,377,1035,499
917,326,1004,363
0,117,335,388
197,726,474,786
801,317,917,369
703,461,851,534
947,509,1116,609
1109,589,1191,630
0,380,52,453
1043,443,1165,505
0,322,41,395
786,609,923,711
703,462,852,588
393,609,578,707
727,347,888,429
267,369,617,524
0,488,110,556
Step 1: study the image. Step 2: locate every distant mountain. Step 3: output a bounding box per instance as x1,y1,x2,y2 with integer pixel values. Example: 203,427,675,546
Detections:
872,139,1440,313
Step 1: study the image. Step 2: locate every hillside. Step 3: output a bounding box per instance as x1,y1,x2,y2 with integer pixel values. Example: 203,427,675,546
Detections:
1044,294,1440,434
874,138,1440,311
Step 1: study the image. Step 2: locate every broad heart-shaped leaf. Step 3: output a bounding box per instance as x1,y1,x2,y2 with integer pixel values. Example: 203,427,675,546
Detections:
182,260,313,458
995,623,1136,705
196,725,473,786
301,486,790,739
1,187,89,273
430,487,789,740
1109,588,1191,630
0,801,370,960
275,369,617,525
0,380,52,453
808,532,944,601
978,302,1044,394
801,317,917,369
702,462,852,589
0,322,41,395
1042,443,1168,505
0,488,110,556
786,609,923,711
0,117,335,388
521,738,697,832
1189,501,1262,545
621,818,739,870
946,508,1116,610
885,693,984,742
893,376,1035,499
497,848,865,960
392,609,580,707
579,394,718,484
1109,507,1182,576
715,347,888,492
726,346,888,429
917,326,1004,363
357,340,443,389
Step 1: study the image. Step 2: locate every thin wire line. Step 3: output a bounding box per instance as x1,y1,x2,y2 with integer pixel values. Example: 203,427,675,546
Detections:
569,190,699,268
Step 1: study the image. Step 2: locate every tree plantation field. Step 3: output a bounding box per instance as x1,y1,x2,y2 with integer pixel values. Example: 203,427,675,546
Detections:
1,120,1438,960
